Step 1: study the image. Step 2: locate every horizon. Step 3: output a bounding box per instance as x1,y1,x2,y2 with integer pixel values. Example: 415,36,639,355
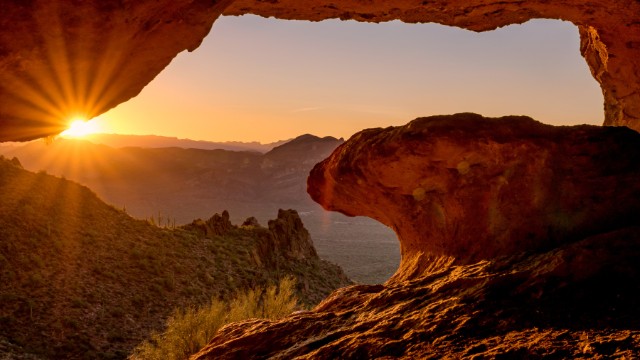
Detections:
0,130,339,147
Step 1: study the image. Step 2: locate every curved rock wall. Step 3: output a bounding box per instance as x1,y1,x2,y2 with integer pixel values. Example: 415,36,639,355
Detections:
1,0,640,141
308,113,640,281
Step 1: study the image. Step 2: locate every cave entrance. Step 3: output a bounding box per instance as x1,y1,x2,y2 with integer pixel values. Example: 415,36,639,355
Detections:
55,17,606,284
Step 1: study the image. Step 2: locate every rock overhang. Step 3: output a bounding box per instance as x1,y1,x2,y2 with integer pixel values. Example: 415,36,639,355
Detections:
1,0,640,141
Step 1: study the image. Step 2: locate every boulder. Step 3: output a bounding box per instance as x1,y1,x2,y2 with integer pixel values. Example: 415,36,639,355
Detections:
308,113,640,280
192,227,640,359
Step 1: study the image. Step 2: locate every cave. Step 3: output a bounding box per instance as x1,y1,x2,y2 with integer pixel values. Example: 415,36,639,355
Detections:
2,1,640,358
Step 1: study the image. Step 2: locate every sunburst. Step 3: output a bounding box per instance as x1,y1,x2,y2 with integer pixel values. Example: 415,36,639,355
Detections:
59,118,102,138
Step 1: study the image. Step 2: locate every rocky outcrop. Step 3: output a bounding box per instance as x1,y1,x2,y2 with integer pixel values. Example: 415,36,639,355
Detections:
191,114,640,359
241,216,260,227
186,209,319,262
1,0,640,141
267,209,318,261
0,155,22,168
310,113,640,280
187,210,235,236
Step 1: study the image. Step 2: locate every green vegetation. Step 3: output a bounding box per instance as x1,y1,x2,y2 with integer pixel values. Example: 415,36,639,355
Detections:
132,277,297,360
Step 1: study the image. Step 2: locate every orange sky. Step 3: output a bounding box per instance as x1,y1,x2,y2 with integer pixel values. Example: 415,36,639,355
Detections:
94,16,603,143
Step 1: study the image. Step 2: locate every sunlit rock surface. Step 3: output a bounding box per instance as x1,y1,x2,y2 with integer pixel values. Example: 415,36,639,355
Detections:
193,229,640,359
191,114,640,359
309,113,640,280
1,0,640,141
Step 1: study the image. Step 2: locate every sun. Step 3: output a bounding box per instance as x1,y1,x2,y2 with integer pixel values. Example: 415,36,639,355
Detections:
60,117,102,138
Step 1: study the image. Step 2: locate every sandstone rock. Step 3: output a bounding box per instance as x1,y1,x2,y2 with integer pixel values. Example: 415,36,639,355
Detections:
191,227,640,359
308,113,640,280
2,1,640,141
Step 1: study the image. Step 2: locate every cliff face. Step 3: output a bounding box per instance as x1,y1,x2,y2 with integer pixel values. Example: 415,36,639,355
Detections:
191,114,640,358
1,0,640,141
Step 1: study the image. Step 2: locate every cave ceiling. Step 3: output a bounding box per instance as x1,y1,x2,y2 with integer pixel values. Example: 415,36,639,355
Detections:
0,0,639,141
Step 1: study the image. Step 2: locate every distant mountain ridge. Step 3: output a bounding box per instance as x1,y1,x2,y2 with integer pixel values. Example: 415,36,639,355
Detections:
81,133,292,153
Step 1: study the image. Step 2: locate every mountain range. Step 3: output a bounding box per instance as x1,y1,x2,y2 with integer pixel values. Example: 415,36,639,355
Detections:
79,133,292,153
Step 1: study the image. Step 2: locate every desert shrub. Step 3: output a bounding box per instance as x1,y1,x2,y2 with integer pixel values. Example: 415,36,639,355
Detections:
131,277,298,360
227,287,262,321
259,277,298,320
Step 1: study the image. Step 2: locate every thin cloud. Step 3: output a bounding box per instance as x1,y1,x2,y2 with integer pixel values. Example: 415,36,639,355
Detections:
290,107,323,113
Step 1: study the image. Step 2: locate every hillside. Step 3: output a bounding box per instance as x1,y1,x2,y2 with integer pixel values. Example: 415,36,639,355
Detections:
1,134,399,284
0,156,350,359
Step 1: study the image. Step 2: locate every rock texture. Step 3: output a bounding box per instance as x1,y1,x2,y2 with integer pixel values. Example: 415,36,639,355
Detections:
191,114,640,359
1,0,640,141
193,228,640,359
309,113,640,280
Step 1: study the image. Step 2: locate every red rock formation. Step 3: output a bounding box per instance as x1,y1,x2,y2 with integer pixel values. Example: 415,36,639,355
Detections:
309,113,640,280
193,227,640,359
1,0,640,141
191,114,640,359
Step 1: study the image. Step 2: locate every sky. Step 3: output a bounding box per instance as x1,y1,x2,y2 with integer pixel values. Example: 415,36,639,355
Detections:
94,15,603,143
